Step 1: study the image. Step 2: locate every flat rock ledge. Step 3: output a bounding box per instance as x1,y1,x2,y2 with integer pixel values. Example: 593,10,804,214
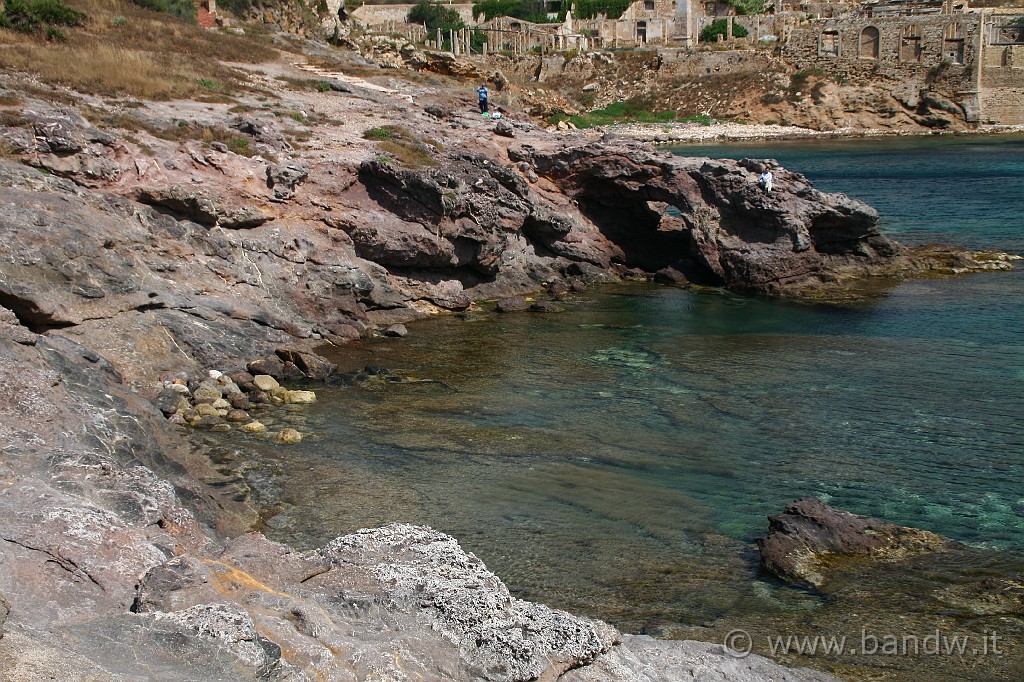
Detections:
128,524,838,682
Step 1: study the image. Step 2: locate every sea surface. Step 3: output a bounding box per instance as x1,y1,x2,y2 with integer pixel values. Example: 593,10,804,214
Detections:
208,135,1024,680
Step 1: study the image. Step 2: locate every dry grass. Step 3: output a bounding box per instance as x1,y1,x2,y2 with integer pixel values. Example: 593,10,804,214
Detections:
0,109,31,127
364,124,438,168
0,0,281,101
81,105,264,157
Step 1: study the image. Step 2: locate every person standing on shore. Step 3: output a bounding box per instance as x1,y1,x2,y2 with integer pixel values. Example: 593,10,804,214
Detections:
477,82,489,116
759,166,773,194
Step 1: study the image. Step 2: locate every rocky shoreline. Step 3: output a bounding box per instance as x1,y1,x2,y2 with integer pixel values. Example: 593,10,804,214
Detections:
609,121,1024,145
0,34,1019,680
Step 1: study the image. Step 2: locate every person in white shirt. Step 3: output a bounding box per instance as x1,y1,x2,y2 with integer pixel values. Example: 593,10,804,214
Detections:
759,166,773,194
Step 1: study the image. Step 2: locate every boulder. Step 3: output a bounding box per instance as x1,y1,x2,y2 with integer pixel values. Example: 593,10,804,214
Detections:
283,390,316,404
384,323,408,338
495,296,528,313
248,357,286,380
528,301,561,313
275,428,302,444
252,375,280,392
266,162,309,200
494,120,516,138
274,348,336,380
239,420,267,433
756,498,949,589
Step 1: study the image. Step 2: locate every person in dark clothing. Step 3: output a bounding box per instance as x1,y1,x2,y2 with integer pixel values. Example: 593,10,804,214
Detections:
477,82,489,115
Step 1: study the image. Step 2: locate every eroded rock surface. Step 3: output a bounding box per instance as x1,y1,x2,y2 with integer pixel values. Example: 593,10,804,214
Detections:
756,498,949,589
0,48,1016,682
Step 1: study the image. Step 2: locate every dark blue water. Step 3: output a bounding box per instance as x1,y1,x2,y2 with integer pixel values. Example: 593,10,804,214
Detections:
216,135,1024,680
681,135,1024,253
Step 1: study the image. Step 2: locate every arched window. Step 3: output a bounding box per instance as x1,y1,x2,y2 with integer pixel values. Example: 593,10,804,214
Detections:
859,26,880,59
900,24,922,62
819,30,840,56
944,23,965,64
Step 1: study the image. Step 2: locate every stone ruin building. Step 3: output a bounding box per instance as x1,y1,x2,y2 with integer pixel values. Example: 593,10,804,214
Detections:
338,0,1022,123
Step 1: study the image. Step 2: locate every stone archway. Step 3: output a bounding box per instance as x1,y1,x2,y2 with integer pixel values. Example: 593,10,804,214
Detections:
859,26,880,59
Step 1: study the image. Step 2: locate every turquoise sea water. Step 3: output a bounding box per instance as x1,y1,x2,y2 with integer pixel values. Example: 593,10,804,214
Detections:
212,135,1024,679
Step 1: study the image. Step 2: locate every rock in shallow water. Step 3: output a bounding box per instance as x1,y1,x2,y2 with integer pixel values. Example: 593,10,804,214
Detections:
495,296,528,313
756,497,949,589
252,375,280,392
283,390,316,405
275,428,302,444
239,420,267,433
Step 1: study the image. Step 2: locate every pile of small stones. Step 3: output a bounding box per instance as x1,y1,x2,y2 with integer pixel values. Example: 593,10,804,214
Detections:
154,369,316,445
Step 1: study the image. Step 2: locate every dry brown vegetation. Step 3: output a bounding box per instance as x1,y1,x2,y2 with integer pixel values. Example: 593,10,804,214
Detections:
0,0,281,100
363,124,440,168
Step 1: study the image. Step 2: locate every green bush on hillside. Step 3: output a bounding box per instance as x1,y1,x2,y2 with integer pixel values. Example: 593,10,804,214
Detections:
472,0,560,23
699,18,748,43
407,0,464,33
0,0,87,34
573,0,631,20
217,0,252,18
132,0,197,23
727,0,765,15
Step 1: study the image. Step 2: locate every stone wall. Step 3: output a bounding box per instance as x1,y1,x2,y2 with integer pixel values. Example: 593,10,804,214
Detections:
979,21,1024,123
658,46,776,78
574,0,679,47
352,3,476,27
784,14,981,119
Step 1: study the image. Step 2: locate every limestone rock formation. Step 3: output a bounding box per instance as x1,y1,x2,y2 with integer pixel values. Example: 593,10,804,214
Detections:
561,635,840,682
513,141,902,295
756,498,949,589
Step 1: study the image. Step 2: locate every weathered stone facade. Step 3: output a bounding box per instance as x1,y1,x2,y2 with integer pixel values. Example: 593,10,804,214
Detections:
339,0,1024,125
978,12,1024,123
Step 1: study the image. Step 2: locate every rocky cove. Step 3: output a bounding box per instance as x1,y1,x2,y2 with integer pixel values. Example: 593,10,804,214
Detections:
0,36,1021,681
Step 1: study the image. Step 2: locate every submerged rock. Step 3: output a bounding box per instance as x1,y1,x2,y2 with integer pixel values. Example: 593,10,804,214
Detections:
756,498,949,589
384,323,408,337
239,420,267,433
275,428,302,444
495,296,528,313
283,390,316,404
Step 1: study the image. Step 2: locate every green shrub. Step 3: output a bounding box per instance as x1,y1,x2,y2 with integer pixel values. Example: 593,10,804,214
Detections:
574,0,631,20
727,0,765,15
0,0,87,34
407,0,464,33
45,25,66,40
110,14,127,26
471,0,559,23
699,19,748,43
132,0,197,23
217,0,252,17
364,126,395,140
226,137,249,155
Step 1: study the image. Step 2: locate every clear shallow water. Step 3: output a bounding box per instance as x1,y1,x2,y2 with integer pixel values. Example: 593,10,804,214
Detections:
207,135,1024,680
